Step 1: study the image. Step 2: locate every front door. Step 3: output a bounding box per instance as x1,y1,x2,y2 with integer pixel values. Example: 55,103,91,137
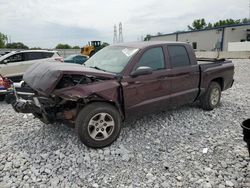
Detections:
0,53,25,78
122,46,171,117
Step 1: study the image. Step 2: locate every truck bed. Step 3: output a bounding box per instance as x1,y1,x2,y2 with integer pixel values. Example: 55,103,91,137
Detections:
197,58,231,65
198,59,233,70
197,58,234,93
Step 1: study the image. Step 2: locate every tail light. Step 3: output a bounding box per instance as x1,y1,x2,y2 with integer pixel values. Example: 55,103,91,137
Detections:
0,75,12,90
0,75,4,90
55,57,64,62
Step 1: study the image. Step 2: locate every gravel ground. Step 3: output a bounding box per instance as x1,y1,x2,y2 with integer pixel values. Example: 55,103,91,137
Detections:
0,59,250,188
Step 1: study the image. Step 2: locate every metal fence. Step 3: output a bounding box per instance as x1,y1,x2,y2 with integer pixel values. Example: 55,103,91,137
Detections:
56,49,81,57
0,49,81,58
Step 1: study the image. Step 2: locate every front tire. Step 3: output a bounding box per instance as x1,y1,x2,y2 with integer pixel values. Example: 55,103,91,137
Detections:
75,102,121,148
201,82,221,111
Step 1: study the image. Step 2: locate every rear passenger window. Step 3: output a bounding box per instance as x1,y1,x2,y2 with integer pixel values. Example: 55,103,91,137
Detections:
26,52,44,60
168,46,190,68
135,47,165,71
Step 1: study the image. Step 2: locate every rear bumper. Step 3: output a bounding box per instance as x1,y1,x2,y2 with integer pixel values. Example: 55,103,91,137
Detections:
223,79,234,91
231,79,234,88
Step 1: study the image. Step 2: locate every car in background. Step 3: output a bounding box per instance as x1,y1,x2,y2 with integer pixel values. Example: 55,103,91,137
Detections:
0,50,63,101
0,50,63,82
0,51,11,57
64,54,89,65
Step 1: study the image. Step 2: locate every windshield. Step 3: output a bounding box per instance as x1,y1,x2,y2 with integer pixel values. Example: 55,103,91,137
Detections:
84,46,139,73
64,55,75,61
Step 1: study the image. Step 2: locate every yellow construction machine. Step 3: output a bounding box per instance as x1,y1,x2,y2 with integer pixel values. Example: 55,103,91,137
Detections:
81,41,108,57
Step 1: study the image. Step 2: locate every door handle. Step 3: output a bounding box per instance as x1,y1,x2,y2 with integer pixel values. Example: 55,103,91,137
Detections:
166,73,189,77
128,80,141,84
157,76,164,79
126,80,142,85
157,75,170,79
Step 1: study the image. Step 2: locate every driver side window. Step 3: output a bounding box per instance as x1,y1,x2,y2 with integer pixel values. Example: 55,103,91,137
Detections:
135,47,165,71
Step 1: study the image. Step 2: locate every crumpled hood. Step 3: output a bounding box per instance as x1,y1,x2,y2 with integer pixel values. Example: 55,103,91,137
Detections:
53,80,120,101
23,61,116,96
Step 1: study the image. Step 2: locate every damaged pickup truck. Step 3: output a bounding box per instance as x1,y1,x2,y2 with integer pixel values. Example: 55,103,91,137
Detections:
11,42,234,148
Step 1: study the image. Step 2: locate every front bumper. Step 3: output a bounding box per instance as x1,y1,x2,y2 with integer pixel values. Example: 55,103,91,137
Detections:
12,98,41,114
0,89,10,94
0,87,13,95
11,84,40,113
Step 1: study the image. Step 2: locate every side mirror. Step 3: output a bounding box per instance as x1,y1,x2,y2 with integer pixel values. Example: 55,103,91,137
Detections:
131,66,153,77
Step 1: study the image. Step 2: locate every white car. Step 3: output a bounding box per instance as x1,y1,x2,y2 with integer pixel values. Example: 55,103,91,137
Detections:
0,50,62,82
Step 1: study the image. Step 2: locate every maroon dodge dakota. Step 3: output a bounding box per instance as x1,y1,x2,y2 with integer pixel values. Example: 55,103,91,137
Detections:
11,41,234,148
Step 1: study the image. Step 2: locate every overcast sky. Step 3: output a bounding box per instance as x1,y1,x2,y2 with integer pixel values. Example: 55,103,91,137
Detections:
0,0,249,48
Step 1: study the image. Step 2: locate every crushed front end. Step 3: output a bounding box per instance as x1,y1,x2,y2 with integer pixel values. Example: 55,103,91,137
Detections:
11,62,121,126
11,81,79,125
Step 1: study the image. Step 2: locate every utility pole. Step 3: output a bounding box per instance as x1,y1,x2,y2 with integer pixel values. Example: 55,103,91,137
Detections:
113,25,117,44
118,22,123,43
249,0,250,21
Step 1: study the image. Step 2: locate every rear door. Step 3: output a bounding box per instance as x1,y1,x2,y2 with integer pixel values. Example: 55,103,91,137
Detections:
166,45,200,106
122,46,171,116
23,52,45,69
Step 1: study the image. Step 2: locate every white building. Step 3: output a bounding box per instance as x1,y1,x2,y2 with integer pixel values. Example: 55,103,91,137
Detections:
150,23,250,51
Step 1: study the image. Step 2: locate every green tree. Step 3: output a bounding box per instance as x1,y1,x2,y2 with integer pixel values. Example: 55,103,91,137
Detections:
0,32,8,48
188,18,248,31
188,18,207,30
241,18,250,24
5,42,29,49
55,43,72,49
213,19,240,27
72,45,80,49
101,42,109,48
30,47,42,50
206,23,213,29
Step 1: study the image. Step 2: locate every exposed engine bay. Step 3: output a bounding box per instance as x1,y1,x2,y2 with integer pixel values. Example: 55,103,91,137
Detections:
55,74,99,89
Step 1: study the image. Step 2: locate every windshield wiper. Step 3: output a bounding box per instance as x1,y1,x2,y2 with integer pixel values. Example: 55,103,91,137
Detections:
90,66,106,72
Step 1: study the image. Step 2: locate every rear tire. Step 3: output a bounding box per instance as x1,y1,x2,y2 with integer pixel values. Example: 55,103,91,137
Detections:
201,82,221,111
75,102,121,148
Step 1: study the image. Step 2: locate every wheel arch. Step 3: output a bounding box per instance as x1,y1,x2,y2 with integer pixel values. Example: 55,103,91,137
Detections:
210,77,224,90
81,99,125,121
